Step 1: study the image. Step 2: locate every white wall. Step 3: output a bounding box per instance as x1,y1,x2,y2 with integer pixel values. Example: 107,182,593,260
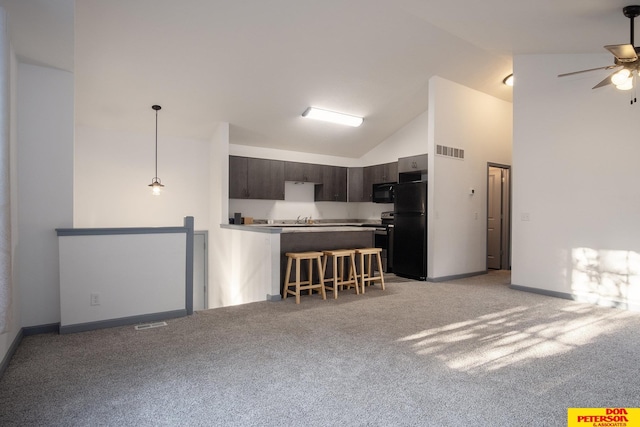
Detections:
427,76,512,279
359,109,429,166
230,144,356,167
17,63,73,327
0,16,20,365
512,54,640,309
58,233,186,327
211,227,280,308
211,122,229,229
74,126,210,230
213,123,282,308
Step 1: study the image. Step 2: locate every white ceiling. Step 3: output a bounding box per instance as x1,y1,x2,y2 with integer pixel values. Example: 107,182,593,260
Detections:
1,0,637,157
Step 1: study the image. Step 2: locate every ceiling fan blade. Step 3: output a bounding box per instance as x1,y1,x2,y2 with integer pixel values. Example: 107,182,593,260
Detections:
592,70,622,89
604,44,638,62
558,65,620,78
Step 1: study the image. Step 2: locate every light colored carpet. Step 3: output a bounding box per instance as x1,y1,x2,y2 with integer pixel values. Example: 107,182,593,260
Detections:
1,270,638,426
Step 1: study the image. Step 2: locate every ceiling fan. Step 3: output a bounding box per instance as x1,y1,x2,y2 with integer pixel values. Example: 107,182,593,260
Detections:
558,5,640,97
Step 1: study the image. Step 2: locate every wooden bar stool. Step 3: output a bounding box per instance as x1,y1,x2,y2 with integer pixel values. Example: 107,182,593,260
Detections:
355,248,385,293
283,251,327,304
321,249,360,298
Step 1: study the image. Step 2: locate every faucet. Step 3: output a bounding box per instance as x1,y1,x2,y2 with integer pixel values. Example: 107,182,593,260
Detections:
296,215,308,224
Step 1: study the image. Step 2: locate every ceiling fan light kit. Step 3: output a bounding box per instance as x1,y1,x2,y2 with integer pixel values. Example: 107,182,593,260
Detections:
558,5,640,102
612,68,633,89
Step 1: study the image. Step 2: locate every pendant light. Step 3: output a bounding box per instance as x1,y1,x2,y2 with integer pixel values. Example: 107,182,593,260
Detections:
148,105,164,195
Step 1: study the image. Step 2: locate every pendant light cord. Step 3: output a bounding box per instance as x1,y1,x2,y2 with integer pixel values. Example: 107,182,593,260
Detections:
155,108,158,178
152,104,161,180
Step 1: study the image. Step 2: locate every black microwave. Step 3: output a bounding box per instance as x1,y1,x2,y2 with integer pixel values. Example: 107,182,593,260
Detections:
372,182,395,203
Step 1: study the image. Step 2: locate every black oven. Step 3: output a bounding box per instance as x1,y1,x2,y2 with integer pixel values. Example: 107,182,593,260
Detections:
360,211,394,273
372,182,395,203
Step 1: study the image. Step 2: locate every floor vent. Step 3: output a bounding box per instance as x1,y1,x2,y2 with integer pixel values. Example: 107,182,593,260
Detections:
134,321,168,331
436,144,464,160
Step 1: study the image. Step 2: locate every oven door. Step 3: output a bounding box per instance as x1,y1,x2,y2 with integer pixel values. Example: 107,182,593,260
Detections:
374,228,389,272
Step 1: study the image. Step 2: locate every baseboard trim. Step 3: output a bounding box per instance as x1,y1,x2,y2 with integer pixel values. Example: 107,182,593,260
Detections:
23,323,60,336
59,309,187,334
509,284,575,301
267,294,282,301
0,328,23,379
510,284,640,312
428,270,487,283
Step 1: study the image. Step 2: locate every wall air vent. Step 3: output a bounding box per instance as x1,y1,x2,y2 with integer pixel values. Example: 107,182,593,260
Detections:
436,145,464,160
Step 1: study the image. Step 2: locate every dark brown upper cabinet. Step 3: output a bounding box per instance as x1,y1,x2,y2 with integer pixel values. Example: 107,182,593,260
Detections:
315,165,347,202
230,156,395,202
347,167,364,202
284,161,323,183
229,156,284,200
362,162,398,201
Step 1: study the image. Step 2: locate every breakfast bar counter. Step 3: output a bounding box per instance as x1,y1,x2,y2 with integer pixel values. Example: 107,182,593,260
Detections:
220,224,372,233
220,223,374,297
278,228,373,296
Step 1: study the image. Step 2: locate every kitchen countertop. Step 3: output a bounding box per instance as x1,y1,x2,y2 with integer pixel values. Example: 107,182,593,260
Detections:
220,223,375,234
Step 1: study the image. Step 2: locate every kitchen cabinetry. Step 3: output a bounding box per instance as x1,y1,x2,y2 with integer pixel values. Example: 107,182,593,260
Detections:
229,156,396,202
284,161,323,183
229,156,249,199
398,154,427,173
229,156,285,200
362,162,398,202
371,161,398,184
315,165,347,201
348,167,364,202
398,154,427,182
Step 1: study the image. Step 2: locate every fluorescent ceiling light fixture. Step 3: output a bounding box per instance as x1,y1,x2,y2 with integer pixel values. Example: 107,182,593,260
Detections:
503,74,514,86
302,107,363,127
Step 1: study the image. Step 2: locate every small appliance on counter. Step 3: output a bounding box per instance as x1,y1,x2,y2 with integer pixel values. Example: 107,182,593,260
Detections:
393,180,427,280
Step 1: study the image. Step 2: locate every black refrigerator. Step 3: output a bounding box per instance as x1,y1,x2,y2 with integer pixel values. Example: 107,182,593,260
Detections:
393,181,427,280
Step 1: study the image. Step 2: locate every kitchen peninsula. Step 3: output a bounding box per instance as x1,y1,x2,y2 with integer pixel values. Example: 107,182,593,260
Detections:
220,223,374,298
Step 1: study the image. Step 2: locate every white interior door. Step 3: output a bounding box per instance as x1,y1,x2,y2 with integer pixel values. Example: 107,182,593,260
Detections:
487,166,502,269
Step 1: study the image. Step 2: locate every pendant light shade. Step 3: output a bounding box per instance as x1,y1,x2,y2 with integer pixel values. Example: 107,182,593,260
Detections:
149,177,164,195
148,105,164,195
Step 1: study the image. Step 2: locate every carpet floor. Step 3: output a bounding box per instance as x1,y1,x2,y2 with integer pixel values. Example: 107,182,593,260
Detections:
1,270,638,426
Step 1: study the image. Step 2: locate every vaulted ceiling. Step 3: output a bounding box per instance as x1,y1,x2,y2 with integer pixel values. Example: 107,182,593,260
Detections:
1,0,636,157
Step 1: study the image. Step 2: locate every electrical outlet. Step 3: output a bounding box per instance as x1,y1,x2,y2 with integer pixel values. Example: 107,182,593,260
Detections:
521,213,531,221
90,293,100,306
474,212,478,220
